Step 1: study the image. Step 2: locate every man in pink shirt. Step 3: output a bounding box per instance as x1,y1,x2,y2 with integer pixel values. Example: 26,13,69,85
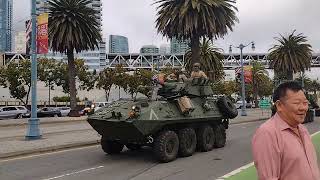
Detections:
252,81,320,180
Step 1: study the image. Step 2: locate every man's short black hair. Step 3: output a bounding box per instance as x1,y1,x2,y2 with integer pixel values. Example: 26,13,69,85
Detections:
272,81,303,103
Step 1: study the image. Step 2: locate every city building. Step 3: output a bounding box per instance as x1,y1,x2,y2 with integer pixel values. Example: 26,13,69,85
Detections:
36,0,105,71
140,45,159,54
0,0,13,52
14,31,26,53
170,37,190,54
159,44,170,54
108,35,129,53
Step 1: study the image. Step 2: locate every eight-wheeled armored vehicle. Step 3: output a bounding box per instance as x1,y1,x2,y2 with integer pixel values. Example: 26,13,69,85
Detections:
87,77,238,162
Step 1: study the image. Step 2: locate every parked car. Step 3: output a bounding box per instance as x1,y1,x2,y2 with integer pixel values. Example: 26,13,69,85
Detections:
93,101,112,111
56,107,71,117
37,107,61,117
0,106,29,119
235,100,252,109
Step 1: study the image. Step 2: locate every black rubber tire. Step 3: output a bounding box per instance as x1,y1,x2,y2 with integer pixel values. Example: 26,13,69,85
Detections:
153,130,179,163
217,97,238,119
101,138,124,154
126,143,142,151
197,125,215,152
15,114,22,119
214,124,226,148
178,128,197,157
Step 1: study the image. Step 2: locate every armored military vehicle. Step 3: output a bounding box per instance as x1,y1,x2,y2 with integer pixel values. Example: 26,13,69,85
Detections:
87,77,238,162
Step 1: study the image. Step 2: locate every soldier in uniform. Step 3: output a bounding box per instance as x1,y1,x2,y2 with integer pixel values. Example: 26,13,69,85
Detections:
191,63,207,79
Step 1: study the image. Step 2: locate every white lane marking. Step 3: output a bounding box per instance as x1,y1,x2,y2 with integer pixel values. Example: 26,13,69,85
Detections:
217,130,320,179
0,145,99,163
42,166,104,180
149,109,159,120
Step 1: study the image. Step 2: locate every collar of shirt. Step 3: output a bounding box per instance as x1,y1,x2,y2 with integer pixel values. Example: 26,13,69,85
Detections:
274,113,307,135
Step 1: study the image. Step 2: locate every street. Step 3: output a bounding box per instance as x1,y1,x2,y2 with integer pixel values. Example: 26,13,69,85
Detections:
1,118,320,180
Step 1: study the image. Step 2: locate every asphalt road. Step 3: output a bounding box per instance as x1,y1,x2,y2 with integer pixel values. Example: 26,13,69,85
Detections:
1,119,320,180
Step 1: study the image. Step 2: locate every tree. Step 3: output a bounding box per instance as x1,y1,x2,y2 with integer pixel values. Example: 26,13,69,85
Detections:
155,0,238,65
96,68,115,101
251,61,269,107
0,60,32,106
48,0,102,116
185,38,225,81
269,30,312,81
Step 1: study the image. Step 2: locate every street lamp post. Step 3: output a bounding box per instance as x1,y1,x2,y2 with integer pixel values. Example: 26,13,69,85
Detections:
26,0,41,140
48,72,53,107
229,42,255,116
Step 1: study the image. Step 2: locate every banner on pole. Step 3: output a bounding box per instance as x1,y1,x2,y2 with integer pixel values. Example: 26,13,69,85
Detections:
37,13,48,54
25,19,32,55
235,66,253,83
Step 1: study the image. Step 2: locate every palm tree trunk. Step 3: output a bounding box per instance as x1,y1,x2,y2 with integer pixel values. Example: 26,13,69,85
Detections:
67,49,79,117
286,70,293,80
191,35,200,65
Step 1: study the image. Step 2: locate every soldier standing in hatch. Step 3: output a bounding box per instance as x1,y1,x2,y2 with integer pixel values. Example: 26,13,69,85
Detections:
190,63,207,79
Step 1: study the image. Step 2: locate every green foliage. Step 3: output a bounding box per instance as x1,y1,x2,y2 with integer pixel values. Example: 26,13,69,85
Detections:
0,60,32,106
269,30,312,80
154,0,238,65
96,68,115,101
251,61,270,107
211,80,237,97
126,69,154,99
185,38,225,81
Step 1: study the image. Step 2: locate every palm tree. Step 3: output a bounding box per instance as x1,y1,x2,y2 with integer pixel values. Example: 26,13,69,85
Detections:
251,61,268,108
185,38,224,81
155,0,238,65
269,30,312,81
48,0,102,116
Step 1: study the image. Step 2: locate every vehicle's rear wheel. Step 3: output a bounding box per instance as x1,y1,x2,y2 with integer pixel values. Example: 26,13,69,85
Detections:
178,128,197,157
214,124,226,148
153,130,179,163
126,143,142,151
101,137,124,154
197,125,214,152
54,114,59,117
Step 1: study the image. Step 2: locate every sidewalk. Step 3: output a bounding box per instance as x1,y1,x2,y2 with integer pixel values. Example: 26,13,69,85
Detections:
0,108,270,160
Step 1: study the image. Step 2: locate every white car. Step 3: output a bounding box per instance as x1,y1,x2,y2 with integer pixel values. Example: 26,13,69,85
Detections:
0,106,29,119
235,100,252,109
94,102,112,111
56,107,71,117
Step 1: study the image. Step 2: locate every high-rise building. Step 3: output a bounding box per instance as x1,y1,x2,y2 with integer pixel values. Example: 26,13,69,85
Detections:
170,37,190,54
14,31,26,53
140,45,159,54
0,0,13,52
109,35,129,53
36,0,105,71
159,44,170,54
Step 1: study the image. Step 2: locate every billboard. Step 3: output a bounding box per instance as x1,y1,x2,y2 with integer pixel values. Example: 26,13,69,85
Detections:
37,13,48,54
235,66,252,83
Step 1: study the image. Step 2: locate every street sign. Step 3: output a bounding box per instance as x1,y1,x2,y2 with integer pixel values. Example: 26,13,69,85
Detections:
259,99,271,109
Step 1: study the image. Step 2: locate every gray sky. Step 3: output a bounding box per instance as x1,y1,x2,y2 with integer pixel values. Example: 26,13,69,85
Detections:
13,0,320,53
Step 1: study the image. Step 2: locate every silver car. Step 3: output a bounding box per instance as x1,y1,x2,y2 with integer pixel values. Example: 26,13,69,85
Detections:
0,106,29,120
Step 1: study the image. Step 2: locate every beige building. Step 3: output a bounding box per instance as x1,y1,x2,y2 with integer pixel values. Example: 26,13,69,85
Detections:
14,31,26,53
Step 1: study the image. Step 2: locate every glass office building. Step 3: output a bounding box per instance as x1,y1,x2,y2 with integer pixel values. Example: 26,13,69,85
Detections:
109,35,129,53
0,0,13,52
170,37,190,54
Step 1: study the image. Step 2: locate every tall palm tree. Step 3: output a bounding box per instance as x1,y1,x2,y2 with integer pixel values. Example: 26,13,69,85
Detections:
185,38,224,81
251,61,268,107
155,0,238,65
269,30,312,81
48,0,102,116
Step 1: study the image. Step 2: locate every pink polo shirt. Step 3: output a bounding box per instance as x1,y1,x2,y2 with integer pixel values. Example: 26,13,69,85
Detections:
252,113,320,180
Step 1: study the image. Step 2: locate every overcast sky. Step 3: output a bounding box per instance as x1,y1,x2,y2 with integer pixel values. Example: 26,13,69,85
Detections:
13,0,320,53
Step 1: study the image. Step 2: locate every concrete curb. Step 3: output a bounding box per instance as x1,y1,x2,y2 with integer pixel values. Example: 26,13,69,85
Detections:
230,117,269,125
0,140,100,160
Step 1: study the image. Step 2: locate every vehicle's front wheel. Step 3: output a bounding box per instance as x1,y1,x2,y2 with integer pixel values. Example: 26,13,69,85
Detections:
101,138,124,154
197,124,214,152
16,114,22,119
153,130,179,163
178,128,197,157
